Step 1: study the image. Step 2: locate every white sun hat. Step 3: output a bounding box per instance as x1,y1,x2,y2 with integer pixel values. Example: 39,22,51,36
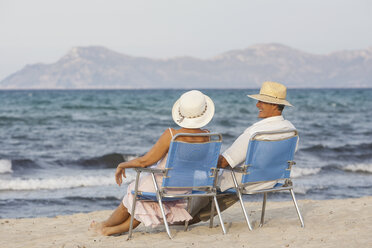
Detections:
172,90,215,128
247,81,293,106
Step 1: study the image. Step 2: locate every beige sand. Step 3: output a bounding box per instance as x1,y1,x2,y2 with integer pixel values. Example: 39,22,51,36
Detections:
1,196,371,248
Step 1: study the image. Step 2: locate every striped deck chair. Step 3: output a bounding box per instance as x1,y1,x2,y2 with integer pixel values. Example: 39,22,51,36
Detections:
222,129,304,230
127,133,226,239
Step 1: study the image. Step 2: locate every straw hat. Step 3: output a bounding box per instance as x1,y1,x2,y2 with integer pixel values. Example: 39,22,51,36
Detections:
172,90,215,128
247,81,293,106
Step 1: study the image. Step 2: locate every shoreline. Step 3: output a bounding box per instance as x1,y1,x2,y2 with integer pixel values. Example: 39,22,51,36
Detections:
1,196,371,248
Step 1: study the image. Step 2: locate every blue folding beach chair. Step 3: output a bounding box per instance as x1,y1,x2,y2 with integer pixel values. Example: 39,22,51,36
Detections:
127,133,226,239
222,129,304,230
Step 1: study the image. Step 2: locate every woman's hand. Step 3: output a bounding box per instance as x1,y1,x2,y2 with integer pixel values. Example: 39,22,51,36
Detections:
115,165,126,186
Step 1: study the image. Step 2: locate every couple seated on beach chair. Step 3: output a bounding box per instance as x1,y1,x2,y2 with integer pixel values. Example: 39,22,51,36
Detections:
90,82,304,238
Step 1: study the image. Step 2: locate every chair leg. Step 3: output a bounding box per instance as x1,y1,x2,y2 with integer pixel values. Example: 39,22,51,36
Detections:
289,189,305,228
236,190,253,231
157,197,172,239
231,171,252,230
209,197,215,228
259,193,267,227
150,173,172,239
213,195,226,235
184,197,191,231
127,171,141,240
127,203,137,240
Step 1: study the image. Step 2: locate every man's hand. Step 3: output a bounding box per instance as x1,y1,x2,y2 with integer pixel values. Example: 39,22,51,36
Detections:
217,155,230,168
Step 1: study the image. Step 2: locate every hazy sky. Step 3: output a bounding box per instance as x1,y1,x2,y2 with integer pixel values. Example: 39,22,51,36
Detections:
0,0,371,80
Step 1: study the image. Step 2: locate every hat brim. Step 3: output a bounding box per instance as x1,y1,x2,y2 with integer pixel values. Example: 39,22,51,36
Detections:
172,95,215,128
247,94,293,107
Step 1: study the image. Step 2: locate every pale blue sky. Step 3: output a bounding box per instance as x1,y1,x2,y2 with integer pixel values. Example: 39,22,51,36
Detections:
0,0,371,80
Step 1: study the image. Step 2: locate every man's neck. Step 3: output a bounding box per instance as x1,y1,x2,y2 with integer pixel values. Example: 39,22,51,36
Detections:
260,113,282,119
270,111,282,117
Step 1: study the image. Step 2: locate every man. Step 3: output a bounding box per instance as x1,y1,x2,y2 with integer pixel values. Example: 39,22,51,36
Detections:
190,81,297,223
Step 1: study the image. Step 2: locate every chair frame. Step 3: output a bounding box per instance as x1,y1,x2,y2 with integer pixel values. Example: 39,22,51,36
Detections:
127,133,226,240
224,129,304,230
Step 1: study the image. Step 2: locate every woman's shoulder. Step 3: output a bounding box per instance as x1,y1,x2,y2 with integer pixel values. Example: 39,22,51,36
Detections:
161,128,179,140
167,127,176,137
170,128,211,133
168,128,211,137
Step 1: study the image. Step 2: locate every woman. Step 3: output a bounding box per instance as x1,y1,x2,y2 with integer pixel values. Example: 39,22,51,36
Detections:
90,90,215,236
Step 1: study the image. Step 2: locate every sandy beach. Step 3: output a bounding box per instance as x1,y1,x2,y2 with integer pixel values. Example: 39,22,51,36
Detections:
1,196,371,248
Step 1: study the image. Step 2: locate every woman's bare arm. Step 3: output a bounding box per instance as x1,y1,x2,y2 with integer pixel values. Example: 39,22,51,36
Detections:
115,129,172,186
217,155,230,168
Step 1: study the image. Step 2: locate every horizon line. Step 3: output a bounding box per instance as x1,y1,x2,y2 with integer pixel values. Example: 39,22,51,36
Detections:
0,87,371,91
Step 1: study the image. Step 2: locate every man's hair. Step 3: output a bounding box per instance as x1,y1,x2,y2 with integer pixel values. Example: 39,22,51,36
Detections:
277,104,285,112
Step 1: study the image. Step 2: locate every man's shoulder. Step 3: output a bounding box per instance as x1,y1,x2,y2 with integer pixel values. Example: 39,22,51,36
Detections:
249,116,295,132
282,119,296,129
240,116,296,137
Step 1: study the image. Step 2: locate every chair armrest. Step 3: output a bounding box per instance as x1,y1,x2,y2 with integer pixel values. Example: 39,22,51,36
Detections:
220,166,247,173
133,167,166,174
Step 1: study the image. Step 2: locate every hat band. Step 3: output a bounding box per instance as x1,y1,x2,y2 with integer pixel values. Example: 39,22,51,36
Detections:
177,104,207,124
260,93,286,100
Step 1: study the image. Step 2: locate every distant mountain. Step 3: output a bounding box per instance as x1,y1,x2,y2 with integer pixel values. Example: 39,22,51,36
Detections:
1,44,371,89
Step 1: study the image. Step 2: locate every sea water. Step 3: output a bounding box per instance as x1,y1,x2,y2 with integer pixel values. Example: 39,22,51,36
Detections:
0,89,371,218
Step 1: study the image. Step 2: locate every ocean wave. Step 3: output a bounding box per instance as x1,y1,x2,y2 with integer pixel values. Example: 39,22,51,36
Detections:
0,175,135,191
217,119,236,127
76,153,138,168
291,167,321,178
292,184,329,195
0,115,26,122
301,143,372,154
300,143,372,161
0,154,139,173
219,132,236,139
270,184,321,195
12,159,42,170
62,104,118,111
0,160,13,174
292,185,309,194
343,163,372,174
64,196,121,202
0,196,121,208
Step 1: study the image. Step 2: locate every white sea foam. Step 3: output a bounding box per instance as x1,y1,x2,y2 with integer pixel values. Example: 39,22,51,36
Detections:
292,185,309,194
343,163,372,173
0,159,13,174
291,167,321,178
0,175,122,191
293,184,325,195
124,155,138,162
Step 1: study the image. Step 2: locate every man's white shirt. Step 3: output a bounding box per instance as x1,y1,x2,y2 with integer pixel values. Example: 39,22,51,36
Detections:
219,115,298,192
